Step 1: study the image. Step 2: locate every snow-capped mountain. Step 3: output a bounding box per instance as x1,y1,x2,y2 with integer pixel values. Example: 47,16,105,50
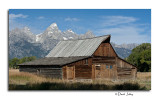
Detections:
62,29,79,40
79,30,95,39
111,42,139,50
9,23,138,59
111,42,139,59
9,27,36,44
35,23,61,50
9,27,48,59
9,23,95,59
35,23,95,51
37,23,62,42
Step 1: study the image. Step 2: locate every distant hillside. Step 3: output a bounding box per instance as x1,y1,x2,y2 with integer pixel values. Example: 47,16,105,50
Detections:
111,42,139,59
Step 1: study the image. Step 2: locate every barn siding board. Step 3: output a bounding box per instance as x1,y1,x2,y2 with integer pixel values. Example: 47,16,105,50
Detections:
117,58,133,68
92,57,116,64
62,58,93,79
93,43,117,57
93,63,117,80
19,66,62,79
116,58,136,79
62,66,67,79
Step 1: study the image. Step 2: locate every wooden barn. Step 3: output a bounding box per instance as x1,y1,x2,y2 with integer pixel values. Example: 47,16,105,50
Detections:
19,35,137,80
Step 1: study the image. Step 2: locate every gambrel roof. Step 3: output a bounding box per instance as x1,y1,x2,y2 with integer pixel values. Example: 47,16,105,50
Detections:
46,35,110,57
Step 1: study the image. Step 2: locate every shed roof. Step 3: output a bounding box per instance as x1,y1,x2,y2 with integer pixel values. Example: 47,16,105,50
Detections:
46,35,110,57
19,56,90,66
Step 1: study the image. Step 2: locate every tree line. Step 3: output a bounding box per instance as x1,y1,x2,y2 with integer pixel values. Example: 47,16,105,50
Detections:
9,56,36,69
126,43,151,72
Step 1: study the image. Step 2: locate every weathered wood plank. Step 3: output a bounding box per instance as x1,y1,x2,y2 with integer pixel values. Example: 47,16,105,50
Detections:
19,66,62,79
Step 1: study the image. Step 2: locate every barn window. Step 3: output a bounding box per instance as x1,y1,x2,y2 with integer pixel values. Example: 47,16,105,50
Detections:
85,59,88,65
106,65,109,69
110,65,113,69
96,66,100,70
95,64,100,70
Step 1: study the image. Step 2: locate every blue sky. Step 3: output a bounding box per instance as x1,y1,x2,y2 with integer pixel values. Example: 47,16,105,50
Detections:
9,9,151,44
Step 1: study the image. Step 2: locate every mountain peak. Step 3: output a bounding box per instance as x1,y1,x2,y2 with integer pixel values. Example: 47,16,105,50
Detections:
49,23,57,28
85,30,92,34
66,29,74,33
45,23,59,32
85,30,95,37
44,23,60,35
23,26,30,31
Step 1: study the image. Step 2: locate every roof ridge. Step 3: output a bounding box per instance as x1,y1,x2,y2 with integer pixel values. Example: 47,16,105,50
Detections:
45,56,90,58
60,34,110,41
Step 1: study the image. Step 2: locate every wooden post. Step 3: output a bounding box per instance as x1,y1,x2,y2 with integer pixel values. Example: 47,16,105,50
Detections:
74,66,75,80
92,65,95,79
66,66,68,80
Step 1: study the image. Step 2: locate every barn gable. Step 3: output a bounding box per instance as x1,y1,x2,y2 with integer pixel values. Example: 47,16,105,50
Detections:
93,42,117,57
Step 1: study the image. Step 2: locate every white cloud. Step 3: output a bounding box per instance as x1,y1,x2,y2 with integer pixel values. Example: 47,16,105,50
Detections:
38,16,45,19
96,25,150,44
100,16,137,26
93,16,150,44
9,14,28,30
65,17,79,21
9,14,28,19
9,19,24,30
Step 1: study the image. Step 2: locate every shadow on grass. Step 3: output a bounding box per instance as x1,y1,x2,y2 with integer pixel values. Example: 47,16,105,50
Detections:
9,82,147,90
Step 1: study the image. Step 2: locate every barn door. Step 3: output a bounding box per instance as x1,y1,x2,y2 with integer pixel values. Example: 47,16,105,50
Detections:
95,65,101,79
67,66,74,80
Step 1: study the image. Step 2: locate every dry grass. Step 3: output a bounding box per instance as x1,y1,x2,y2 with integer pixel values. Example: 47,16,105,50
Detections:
137,72,151,80
136,72,151,90
9,69,151,90
9,69,66,85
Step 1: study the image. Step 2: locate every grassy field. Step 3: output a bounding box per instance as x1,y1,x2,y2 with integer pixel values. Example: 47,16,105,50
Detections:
9,69,151,90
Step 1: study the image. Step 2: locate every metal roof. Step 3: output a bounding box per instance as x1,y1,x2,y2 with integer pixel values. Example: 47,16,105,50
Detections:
19,56,90,66
46,35,110,57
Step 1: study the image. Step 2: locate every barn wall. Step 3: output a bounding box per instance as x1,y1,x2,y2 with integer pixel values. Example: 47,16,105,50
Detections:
116,58,133,68
19,66,37,74
40,68,62,78
93,43,117,57
75,65,92,79
91,57,137,80
93,64,117,80
116,58,137,79
92,56,116,64
62,58,92,79
92,57,117,80
61,42,137,80
19,65,62,79
91,42,118,80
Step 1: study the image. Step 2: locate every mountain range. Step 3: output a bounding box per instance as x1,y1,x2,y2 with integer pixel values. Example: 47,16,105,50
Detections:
9,23,139,59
